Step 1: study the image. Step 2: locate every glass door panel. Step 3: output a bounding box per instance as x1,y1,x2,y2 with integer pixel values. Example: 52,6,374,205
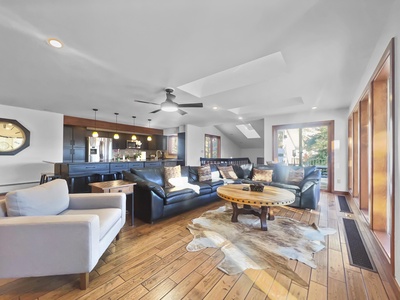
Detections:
276,125,329,191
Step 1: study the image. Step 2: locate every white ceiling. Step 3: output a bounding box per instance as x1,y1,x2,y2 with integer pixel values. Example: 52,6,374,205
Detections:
0,0,394,148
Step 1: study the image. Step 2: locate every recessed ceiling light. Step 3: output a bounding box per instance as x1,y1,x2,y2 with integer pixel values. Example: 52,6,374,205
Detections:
238,116,243,120
312,106,317,110
47,38,63,48
213,106,218,110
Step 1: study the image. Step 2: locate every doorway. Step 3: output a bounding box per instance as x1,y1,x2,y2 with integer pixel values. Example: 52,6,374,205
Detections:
273,121,334,192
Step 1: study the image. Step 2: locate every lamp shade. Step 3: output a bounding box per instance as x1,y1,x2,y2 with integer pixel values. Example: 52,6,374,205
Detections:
92,131,99,137
114,133,120,139
147,136,152,141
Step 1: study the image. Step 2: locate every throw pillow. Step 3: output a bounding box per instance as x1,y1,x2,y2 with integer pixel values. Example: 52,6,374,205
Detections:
218,165,238,180
198,165,212,182
252,168,273,182
287,167,304,183
164,165,181,188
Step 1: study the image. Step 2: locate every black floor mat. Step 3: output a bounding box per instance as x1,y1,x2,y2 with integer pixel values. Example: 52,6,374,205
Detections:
338,195,352,213
343,218,376,271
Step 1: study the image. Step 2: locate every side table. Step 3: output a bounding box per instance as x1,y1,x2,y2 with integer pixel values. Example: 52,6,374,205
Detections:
89,180,136,226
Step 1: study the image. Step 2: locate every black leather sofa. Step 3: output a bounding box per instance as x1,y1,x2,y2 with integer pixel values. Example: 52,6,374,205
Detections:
122,166,224,223
236,164,321,209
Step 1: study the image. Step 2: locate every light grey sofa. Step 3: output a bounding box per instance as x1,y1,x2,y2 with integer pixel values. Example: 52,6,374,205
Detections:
0,179,126,289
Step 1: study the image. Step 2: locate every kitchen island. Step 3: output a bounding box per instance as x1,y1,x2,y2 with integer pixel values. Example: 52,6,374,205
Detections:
55,159,182,193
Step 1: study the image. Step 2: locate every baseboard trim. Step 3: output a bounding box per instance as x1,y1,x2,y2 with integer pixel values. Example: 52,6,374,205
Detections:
332,190,350,195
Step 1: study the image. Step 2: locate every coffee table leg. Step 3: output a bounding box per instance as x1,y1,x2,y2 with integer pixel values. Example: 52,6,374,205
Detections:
260,206,268,231
268,208,275,220
231,203,239,222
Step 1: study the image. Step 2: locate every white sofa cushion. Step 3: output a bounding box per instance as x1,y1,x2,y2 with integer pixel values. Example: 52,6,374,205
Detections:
5,179,69,217
60,208,122,240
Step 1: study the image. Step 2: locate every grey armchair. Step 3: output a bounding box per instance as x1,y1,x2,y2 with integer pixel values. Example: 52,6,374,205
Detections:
0,179,126,289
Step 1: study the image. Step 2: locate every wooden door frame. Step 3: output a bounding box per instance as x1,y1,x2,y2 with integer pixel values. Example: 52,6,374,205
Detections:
272,120,334,192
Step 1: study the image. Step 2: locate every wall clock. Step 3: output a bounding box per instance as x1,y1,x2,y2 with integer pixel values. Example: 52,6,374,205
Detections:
0,118,30,155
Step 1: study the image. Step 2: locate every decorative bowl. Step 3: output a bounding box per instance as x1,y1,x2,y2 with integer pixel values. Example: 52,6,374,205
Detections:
250,184,264,192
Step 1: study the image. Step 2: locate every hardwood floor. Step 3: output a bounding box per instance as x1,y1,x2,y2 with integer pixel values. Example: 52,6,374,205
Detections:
1,192,400,299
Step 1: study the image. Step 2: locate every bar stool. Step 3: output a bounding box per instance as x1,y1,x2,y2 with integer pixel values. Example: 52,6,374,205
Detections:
39,173,61,185
98,173,117,182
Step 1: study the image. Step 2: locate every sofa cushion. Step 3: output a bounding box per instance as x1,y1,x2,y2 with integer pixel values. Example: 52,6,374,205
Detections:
164,188,197,205
132,168,165,186
272,165,289,183
269,182,301,196
198,165,212,182
192,182,213,195
252,168,273,183
60,208,121,240
164,165,181,188
5,179,69,217
231,165,244,179
240,163,253,179
218,166,238,180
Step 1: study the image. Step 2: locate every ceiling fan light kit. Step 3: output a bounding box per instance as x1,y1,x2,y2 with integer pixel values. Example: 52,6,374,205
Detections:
134,87,203,115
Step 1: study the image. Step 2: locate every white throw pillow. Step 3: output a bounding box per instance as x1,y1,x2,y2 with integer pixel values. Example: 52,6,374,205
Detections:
5,179,70,217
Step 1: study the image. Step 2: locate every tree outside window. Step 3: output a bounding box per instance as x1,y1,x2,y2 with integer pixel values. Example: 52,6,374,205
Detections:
204,134,221,158
167,135,178,155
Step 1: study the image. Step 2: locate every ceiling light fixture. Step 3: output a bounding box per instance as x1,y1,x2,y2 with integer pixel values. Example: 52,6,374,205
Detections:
161,101,178,112
213,106,218,110
238,116,243,120
47,38,63,48
147,119,152,141
131,116,137,141
92,108,99,137
312,106,317,110
113,113,119,139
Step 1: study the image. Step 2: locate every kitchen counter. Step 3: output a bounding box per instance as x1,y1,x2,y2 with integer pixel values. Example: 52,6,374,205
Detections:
55,160,182,193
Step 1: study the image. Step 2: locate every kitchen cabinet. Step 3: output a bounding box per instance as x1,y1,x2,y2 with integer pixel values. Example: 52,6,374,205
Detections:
63,126,88,162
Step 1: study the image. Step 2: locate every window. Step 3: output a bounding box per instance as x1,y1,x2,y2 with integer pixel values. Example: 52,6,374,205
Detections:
167,135,178,155
273,120,334,192
204,134,221,158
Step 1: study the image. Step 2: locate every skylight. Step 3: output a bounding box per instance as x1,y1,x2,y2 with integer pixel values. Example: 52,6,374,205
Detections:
236,123,260,139
178,52,287,98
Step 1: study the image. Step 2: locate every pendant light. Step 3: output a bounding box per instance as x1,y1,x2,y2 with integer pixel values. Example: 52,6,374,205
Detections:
113,113,119,139
131,116,137,141
147,119,152,141
92,108,99,137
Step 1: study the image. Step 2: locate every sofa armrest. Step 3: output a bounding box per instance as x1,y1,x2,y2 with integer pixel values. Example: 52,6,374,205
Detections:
0,215,100,278
69,193,126,210
299,169,321,189
136,181,166,199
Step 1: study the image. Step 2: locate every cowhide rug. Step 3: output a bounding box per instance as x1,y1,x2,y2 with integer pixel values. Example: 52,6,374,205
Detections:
187,205,335,286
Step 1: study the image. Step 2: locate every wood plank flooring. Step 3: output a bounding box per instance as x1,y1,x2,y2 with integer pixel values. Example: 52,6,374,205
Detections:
1,192,400,299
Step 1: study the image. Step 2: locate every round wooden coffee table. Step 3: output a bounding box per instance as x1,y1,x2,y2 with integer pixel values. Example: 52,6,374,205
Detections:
217,184,295,231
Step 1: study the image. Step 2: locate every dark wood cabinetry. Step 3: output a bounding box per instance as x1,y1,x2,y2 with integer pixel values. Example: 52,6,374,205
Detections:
63,126,166,160
63,126,88,162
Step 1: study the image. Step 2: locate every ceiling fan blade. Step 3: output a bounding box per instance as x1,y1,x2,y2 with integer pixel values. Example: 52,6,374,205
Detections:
178,103,203,108
134,99,159,106
150,109,161,114
177,109,187,115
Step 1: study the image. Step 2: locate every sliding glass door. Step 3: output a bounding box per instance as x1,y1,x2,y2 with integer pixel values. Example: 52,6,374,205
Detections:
273,121,334,192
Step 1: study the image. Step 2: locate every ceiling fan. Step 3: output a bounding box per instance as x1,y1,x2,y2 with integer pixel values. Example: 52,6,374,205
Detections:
134,88,203,115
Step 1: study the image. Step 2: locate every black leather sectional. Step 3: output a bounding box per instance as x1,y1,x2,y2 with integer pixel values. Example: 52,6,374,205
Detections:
122,166,224,223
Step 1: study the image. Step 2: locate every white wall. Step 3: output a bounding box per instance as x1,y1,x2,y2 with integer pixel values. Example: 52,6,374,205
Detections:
347,0,400,284
0,104,63,193
239,148,264,164
263,108,348,192
185,124,241,166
